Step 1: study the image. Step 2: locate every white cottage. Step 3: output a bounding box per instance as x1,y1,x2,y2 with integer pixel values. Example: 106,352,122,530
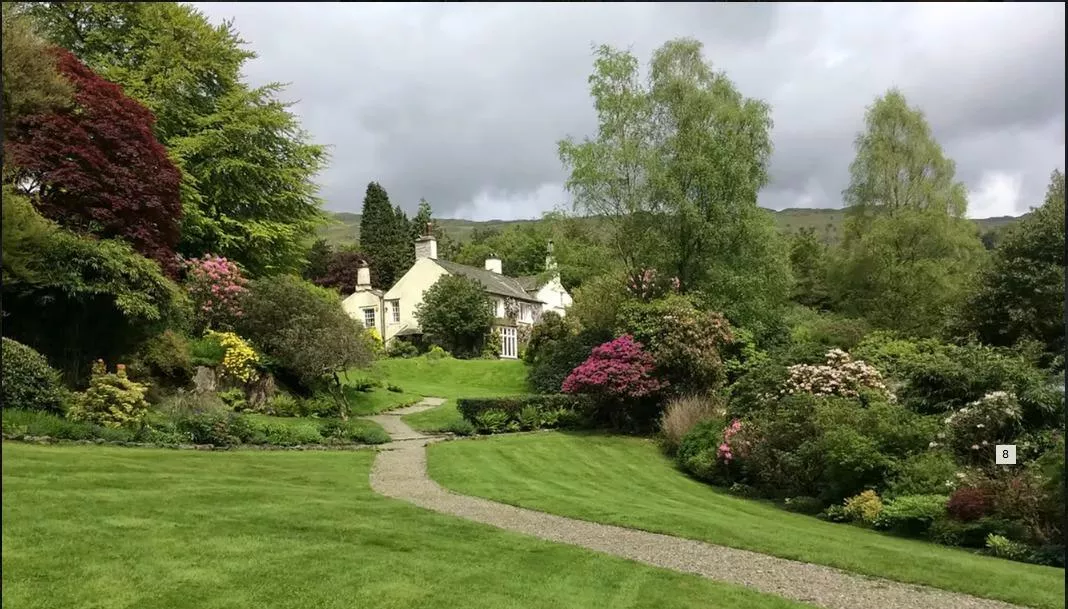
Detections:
342,231,572,359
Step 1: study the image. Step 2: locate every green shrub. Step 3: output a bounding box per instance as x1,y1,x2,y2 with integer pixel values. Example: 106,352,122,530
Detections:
658,394,724,456
875,494,948,536
986,534,1032,562
1,338,67,414
258,422,322,446
457,394,594,433
888,451,959,497
139,330,193,385
319,419,389,445
173,409,256,447
67,361,150,429
615,295,734,395
842,490,884,525
675,418,726,483
783,496,825,515
443,418,476,436
1,408,133,442
385,340,419,359
348,377,377,392
474,410,509,434
387,384,403,393
264,393,302,417
426,345,450,361
217,388,247,411
189,334,227,367
527,326,612,394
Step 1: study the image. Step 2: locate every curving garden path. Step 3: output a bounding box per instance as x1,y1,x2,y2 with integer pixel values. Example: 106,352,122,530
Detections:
369,398,1026,609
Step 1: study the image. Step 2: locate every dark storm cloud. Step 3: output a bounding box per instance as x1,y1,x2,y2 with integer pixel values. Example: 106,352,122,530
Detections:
195,2,1064,220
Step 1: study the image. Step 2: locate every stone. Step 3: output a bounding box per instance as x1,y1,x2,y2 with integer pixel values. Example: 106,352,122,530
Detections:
192,366,217,393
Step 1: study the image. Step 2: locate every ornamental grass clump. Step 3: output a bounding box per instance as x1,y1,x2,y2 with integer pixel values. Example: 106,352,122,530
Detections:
782,348,892,401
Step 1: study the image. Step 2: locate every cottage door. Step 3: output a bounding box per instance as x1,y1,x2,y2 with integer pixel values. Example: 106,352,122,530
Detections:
500,327,518,359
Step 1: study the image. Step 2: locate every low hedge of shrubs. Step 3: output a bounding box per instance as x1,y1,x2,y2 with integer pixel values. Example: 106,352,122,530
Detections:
457,394,594,434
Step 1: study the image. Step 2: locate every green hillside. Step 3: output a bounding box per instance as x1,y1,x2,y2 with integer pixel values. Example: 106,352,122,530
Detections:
319,208,1024,247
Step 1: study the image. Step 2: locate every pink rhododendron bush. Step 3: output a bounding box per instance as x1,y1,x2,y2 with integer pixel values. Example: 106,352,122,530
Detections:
562,335,666,429
184,255,248,331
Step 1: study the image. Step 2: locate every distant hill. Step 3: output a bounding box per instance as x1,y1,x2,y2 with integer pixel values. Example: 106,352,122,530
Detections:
319,208,1024,247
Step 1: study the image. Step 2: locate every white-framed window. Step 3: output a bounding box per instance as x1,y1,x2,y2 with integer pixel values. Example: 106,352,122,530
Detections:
389,300,400,323
362,307,376,329
500,326,518,359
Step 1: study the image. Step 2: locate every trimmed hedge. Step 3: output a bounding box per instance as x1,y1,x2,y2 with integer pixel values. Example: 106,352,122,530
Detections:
1,338,67,413
457,395,594,433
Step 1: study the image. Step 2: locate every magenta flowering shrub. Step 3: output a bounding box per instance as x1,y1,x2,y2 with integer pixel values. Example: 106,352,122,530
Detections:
184,255,248,331
717,418,746,462
562,335,665,400
782,348,892,401
626,268,680,301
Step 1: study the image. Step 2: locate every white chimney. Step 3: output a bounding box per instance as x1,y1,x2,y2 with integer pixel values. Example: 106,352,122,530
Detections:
356,261,371,289
415,234,437,260
484,255,502,274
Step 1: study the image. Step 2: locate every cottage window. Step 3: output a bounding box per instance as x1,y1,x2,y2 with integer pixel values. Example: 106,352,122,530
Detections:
389,300,400,323
362,307,376,329
500,326,518,359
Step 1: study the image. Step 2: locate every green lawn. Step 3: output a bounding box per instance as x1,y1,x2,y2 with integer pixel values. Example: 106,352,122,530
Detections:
2,444,813,609
428,433,1065,609
346,385,421,416
403,400,462,433
368,357,529,399
365,357,530,432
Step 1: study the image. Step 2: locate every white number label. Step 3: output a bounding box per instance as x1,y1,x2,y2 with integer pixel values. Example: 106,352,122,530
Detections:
995,444,1016,465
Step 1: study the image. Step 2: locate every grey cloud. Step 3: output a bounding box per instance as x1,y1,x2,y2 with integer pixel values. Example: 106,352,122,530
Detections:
195,2,1064,220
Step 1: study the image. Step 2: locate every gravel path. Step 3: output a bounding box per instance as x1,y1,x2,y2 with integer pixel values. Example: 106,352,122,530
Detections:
369,398,1025,609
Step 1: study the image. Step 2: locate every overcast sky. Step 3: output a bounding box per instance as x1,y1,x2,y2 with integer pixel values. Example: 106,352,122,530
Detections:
195,2,1064,221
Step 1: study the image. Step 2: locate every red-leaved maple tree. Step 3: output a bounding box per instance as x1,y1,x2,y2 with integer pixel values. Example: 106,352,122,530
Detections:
5,47,182,274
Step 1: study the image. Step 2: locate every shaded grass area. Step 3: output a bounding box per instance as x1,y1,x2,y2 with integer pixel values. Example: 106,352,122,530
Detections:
2,444,814,609
428,433,1065,609
344,385,421,416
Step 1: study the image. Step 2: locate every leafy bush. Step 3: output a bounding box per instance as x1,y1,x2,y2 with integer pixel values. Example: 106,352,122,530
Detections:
444,418,476,436
675,419,726,483
875,494,947,536
189,334,227,367
426,345,450,361
318,419,389,445
947,486,994,522
528,326,612,394
236,275,375,403
783,496,825,515
941,391,1023,465
1,338,67,413
457,394,593,433
385,340,419,359
174,409,256,447
658,394,724,455
137,330,193,385
1,408,133,442
888,451,959,497
67,361,150,429
217,388,247,411
843,490,884,525
986,534,1032,562
387,384,403,393
257,422,322,446
615,295,733,394
263,393,302,417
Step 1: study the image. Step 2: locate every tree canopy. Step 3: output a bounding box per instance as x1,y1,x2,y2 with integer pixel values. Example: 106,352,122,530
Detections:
1,2,72,136
559,39,791,336
359,182,412,289
24,1,326,276
415,275,493,357
5,47,182,274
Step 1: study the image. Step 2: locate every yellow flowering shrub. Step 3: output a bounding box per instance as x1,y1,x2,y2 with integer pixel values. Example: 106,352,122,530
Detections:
366,328,384,355
206,330,260,383
843,489,884,525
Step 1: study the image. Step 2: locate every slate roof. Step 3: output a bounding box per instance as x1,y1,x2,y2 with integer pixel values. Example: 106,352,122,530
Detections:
516,275,541,293
432,259,542,303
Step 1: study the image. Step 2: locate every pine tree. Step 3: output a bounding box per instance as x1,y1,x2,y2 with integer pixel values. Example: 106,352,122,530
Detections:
358,182,397,288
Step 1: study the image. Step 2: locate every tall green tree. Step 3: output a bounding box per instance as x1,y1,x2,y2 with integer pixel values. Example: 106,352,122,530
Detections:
359,183,411,289
955,170,1065,361
24,1,326,276
788,227,831,309
1,2,72,137
559,39,790,336
415,275,493,358
831,89,984,336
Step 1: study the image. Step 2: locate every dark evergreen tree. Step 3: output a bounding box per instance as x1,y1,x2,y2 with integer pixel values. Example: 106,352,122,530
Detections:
302,238,333,282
